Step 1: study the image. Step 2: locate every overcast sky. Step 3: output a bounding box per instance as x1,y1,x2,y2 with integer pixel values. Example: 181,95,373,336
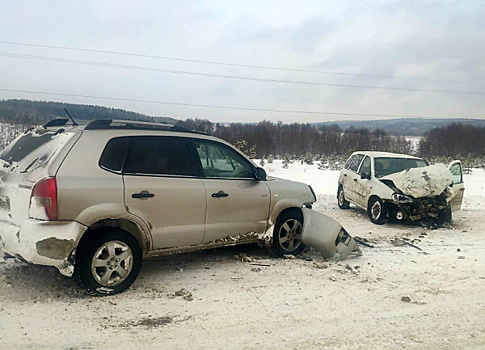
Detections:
0,0,484,123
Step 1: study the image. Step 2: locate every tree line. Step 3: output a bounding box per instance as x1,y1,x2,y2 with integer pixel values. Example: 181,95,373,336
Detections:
178,118,412,159
419,123,485,167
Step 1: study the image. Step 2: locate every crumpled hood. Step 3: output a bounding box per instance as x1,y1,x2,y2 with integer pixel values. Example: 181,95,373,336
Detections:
381,164,452,198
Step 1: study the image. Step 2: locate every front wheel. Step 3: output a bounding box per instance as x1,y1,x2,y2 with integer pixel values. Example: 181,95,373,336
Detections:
272,209,306,257
438,205,452,224
367,197,388,225
74,230,142,296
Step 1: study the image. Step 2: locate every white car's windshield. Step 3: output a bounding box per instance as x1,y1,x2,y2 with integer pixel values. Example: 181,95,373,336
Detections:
374,157,428,178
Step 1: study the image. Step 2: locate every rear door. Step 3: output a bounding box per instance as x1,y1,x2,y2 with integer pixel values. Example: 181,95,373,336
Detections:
353,155,371,207
448,160,465,211
342,154,365,202
122,136,207,249
192,139,270,243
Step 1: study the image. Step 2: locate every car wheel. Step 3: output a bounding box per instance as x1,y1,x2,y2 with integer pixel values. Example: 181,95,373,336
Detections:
74,230,142,296
438,205,452,224
337,186,350,209
367,197,387,225
272,209,306,257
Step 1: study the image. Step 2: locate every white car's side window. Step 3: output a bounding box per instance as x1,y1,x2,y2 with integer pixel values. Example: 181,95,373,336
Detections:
359,156,371,176
345,154,365,173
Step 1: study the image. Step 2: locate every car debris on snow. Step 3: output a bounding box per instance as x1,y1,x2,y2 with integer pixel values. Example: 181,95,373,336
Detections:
172,289,193,301
300,208,362,261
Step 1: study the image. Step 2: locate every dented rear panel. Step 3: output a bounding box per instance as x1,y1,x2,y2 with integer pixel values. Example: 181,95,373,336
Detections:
0,128,79,226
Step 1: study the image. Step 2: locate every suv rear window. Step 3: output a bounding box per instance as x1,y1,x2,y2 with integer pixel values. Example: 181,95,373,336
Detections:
0,128,76,172
99,137,130,172
124,137,195,176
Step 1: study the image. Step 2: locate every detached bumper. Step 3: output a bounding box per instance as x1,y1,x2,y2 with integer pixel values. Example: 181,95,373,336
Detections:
301,208,361,260
0,219,87,276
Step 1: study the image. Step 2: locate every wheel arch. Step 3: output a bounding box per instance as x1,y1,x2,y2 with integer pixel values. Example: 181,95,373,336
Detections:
77,218,150,256
367,194,381,208
271,206,303,224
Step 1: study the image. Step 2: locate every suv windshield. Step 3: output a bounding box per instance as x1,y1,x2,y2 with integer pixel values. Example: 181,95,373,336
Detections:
0,128,75,172
374,157,428,178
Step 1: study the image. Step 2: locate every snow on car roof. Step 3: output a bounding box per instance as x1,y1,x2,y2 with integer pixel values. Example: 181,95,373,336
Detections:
351,151,423,160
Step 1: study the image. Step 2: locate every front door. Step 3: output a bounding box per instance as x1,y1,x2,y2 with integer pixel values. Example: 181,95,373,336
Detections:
193,139,271,243
123,136,207,249
448,160,465,211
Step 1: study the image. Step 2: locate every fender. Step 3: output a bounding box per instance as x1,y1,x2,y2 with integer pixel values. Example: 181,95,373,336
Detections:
270,199,305,225
74,203,153,252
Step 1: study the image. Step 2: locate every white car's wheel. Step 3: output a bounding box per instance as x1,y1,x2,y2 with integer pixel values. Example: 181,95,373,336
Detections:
337,186,350,209
367,197,387,225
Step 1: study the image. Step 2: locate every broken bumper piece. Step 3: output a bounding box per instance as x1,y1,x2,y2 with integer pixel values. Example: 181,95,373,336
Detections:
0,219,86,277
301,208,362,260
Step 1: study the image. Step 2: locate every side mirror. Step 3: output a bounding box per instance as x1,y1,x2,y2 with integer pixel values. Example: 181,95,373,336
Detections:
361,171,371,180
255,167,267,181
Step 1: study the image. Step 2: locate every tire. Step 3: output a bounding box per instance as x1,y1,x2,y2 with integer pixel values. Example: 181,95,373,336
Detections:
367,197,387,225
337,186,350,209
438,205,452,224
74,230,142,296
272,209,305,257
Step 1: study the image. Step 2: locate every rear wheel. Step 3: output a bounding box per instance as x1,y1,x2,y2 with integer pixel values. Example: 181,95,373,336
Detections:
272,209,305,257
367,197,387,225
337,186,350,209
74,230,142,296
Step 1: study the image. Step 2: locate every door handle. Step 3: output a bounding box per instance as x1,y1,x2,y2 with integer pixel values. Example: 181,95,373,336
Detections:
211,191,229,198
132,191,155,199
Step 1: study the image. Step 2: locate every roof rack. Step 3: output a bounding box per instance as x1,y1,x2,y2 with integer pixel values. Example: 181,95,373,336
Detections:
84,119,196,133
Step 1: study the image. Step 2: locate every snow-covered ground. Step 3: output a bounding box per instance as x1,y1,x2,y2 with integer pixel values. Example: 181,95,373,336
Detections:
1,162,484,349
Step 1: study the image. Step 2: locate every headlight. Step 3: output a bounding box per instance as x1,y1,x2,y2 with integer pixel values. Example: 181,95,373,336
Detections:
391,193,413,203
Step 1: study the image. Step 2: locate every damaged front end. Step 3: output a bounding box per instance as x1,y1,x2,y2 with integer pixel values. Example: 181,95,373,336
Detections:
380,163,454,224
300,208,361,261
386,192,450,223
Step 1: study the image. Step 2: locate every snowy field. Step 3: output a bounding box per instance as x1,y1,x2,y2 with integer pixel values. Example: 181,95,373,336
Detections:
1,162,484,349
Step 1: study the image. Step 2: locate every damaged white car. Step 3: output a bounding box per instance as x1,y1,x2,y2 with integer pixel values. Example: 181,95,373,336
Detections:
338,151,464,225
0,119,359,296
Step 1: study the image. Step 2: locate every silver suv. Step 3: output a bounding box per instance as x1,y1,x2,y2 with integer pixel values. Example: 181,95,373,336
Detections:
0,119,316,295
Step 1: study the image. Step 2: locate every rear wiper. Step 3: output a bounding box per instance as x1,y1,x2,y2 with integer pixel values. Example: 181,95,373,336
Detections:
20,157,39,173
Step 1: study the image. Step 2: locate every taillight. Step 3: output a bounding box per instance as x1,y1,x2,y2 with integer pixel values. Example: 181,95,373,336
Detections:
31,177,58,220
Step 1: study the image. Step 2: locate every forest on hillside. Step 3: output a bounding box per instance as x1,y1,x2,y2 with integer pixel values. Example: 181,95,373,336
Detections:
0,99,176,124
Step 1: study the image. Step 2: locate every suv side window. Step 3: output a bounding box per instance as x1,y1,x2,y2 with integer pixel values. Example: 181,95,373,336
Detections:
345,154,364,173
99,137,130,173
359,156,371,176
194,140,254,179
124,137,195,176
